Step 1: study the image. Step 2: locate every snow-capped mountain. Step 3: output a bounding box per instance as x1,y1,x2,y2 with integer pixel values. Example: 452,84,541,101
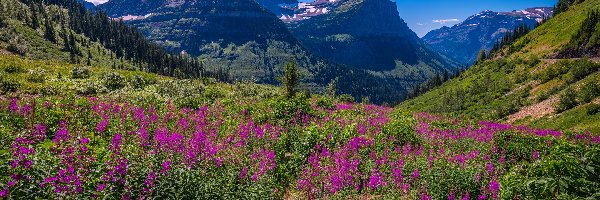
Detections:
423,7,553,64
257,0,346,22
289,0,457,72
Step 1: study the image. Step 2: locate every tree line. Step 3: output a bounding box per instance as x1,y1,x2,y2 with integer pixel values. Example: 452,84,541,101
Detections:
16,0,230,81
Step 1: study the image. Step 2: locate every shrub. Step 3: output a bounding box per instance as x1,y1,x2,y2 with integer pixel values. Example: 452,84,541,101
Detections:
203,86,226,101
157,80,205,98
71,66,91,79
101,72,125,91
0,76,20,93
4,63,23,74
315,97,335,110
565,59,598,83
76,80,104,95
555,87,578,113
7,39,27,56
577,80,600,104
338,94,355,103
129,75,157,89
586,104,600,115
26,68,46,83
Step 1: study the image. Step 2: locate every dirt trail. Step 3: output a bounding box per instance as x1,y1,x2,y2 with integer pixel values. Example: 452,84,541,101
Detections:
507,96,558,124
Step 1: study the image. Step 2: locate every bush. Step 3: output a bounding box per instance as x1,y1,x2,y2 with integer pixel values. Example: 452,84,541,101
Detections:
129,75,157,89
4,63,23,74
7,39,27,56
27,68,46,83
76,80,104,95
71,66,91,79
315,97,335,110
577,80,600,104
555,87,578,113
586,104,600,115
565,59,599,83
157,80,205,98
101,72,126,91
338,94,355,103
0,76,20,94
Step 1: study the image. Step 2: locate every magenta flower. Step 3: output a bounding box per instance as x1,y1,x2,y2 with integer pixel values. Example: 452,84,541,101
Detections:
532,150,540,161
96,119,109,133
96,183,105,191
9,98,18,113
413,169,420,179
110,134,123,153
239,167,248,179
0,188,8,198
161,161,172,174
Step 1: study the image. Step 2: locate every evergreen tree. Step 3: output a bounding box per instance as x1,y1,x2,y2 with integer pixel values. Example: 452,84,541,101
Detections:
44,17,56,43
282,62,299,99
476,49,487,63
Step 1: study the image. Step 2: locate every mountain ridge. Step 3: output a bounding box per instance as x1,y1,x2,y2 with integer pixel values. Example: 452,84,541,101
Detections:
423,7,553,64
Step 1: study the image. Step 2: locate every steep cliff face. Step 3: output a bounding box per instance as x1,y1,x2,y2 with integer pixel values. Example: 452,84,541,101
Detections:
289,0,455,71
423,7,553,64
99,0,297,56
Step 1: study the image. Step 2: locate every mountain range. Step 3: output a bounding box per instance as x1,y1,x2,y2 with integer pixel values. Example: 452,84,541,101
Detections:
97,0,459,103
423,7,553,64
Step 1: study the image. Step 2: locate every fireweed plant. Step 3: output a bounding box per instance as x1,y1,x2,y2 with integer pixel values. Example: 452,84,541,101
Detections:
0,96,598,199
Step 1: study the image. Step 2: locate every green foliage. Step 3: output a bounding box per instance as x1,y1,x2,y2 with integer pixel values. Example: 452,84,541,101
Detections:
556,87,578,113
565,59,599,83
101,72,125,91
324,78,337,98
282,62,299,99
157,80,206,98
3,63,23,74
577,80,600,103
501,144,600,199
338,94,355,103
586,103,600,115
70,66,91,79
129,74,157,89
559,9,600,58
76,80,103,95
0,75,20,94
26,68,46,83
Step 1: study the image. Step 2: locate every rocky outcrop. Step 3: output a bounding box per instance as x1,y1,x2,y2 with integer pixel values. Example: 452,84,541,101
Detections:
289,0,456,71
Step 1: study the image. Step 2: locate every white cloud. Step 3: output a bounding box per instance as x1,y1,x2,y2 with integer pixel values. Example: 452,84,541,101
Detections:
85,0,109,5
416,22,424,26
432,19,460,24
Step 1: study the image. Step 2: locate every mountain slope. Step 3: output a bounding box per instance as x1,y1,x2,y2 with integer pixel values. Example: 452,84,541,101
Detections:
423,7,553,64
98,0,414,103
399,0,600,132
289,0,456,72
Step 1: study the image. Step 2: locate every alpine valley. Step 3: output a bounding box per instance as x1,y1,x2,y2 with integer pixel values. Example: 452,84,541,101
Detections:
0,0,599,199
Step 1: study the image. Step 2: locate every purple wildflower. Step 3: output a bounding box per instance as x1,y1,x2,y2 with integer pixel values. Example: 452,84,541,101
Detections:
96,119,109,133
0,188,7,198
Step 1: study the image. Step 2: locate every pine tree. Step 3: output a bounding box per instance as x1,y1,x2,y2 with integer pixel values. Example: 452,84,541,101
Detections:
476,49,487,63
282,62,299,99
44,17,56,43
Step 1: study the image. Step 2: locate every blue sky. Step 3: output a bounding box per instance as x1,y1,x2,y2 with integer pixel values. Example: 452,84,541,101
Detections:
394,0,557,37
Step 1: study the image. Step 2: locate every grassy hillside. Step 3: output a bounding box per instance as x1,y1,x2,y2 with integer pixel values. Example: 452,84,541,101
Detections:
0,0,133,69
398,0,600,133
